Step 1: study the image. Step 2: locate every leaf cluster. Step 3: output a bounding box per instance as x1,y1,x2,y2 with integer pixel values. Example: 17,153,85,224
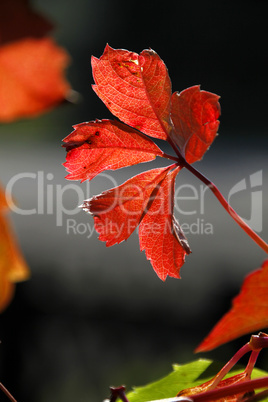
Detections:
63,45,268,402
63,44,220,280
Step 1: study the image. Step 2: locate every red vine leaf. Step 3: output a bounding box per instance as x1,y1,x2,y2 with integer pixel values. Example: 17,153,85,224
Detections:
82,166,190,280
196,259,268,352
91,44,172,139
171,85,220,164
0,37,71,122
63,119,164,182
0,185,29,312
63,45,221,279
82,166,173,246
139,167,191,280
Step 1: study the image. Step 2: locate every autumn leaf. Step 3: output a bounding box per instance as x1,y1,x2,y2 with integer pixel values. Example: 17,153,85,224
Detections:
63,119,164,182
63,45,220,279
0,37,71,122
170,85,221,164
0,185,29,312
91,44,172,139
196,260,268,352
139,167,191,280
82,165,190,279
0,186,8,209
0,0,72,122
82,166,174,246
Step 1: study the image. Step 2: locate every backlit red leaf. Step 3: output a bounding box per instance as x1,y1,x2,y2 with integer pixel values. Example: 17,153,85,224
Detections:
92,44,172,139
139,167,191,280
196,259,268,352
171,85,220,164
0,185,29,312
63,119,164,182
82,166,174,247
82,165,190,279
63,45,222,279
0,37,71,122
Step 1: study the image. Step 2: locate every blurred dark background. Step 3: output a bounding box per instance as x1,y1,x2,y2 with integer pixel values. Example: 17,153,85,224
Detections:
0,0,267,401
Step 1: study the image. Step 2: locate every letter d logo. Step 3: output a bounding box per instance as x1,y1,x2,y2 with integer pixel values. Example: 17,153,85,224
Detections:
228,170,263,233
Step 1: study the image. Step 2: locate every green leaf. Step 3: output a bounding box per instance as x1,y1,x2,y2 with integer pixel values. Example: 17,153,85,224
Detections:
126,359,268,402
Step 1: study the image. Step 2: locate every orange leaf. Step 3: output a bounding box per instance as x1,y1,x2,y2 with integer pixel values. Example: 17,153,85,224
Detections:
196,259,268,352
63,119,164,182
92,44,172,139
0,37,71,122
63,45,222,280
0,185,29,312
171,85,220,164
83,166,190,279
139,167,191,280
82,166,174,247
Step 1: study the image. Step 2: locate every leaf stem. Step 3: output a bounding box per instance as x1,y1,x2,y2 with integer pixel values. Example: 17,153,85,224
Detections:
146,398,194,402
207,342,252,389
243,388,268,402
0,383,17,402
250,333,268,350
165,136,268,253
109,386,129,402
162,152,180,163
183,161,268,254
192,376,268,402
245,350,261,377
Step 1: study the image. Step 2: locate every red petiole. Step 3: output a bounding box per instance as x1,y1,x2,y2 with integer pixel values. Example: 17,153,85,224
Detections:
0,382,17,402
163,137,268,254
109,333,268,402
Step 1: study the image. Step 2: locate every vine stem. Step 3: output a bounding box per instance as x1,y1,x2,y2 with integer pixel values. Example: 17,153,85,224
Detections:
165,138,268,254
109,335,268,402
110,386,129,402
192,376,268,402
243,389,268,402
184,161,268,254
0,383,17,402
109,378,268,402
206,342,252,389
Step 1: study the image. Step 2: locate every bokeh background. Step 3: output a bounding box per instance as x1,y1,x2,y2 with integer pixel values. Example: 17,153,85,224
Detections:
0,0,268,401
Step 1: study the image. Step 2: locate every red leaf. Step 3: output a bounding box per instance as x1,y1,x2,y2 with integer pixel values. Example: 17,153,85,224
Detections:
92,44,172,139
178,371,250,402
196,259,268,352
63,119,164,182
0,0,53,45
0,37,71,122
171,85,220,164
0,185,29,312
139,167,191,280
82,166,174,246
82,165,190,279
63,45,222,279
